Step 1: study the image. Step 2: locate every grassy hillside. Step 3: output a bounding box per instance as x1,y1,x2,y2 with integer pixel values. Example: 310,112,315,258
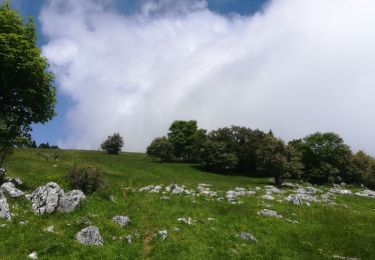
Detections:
1,149,375,259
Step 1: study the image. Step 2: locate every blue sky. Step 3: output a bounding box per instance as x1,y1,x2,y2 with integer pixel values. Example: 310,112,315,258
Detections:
9,0,267,146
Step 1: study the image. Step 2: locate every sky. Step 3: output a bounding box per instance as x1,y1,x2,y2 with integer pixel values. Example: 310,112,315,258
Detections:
7,0,375,155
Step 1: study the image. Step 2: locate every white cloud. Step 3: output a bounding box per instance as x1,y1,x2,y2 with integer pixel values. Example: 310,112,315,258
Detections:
40,0,375,155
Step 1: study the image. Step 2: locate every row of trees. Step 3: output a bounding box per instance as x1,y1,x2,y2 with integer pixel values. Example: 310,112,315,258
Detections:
147,120,375,188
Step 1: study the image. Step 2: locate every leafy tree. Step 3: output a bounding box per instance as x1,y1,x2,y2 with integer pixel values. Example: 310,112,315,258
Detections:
167,120,199,162
209,126,269,175
146,136,174,161
101,133,124,155
290,132,352,184
198,140,238,172
346,151,374,184
0,2,56,167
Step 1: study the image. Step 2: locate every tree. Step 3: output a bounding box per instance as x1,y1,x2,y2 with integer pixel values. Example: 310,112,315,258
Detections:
167,120,199,162
290,132,352,184
101,133,124,155
0,2,56,167
146,136,175,161
346,151,374,184
198,140,238,172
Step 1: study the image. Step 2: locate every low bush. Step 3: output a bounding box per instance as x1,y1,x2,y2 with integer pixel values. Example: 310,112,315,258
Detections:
67,164,105,194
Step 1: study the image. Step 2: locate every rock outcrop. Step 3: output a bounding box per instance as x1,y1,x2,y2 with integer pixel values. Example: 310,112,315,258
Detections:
0,192,11,220
57,190,86,213
29,182,85,214
112,215,130,228
76,226,103,245
1,182,24,198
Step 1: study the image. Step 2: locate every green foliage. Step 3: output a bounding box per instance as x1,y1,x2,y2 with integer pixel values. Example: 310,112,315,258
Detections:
198,140,238,172
167,120,199,162
66,163,105,194
345,151,374,184
101,133,124,155
0,3,56,166
290,132,352,184
146,136,175,161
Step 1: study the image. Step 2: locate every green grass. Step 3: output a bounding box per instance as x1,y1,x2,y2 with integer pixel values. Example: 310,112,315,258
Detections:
1,148,375,259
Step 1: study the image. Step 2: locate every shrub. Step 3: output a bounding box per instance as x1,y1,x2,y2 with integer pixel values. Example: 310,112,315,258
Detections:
146,136,175,161
67,164,105,194
101,133,124,155
198,140,238,172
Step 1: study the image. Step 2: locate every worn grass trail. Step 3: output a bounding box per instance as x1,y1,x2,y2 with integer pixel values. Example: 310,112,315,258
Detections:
0,149,374,259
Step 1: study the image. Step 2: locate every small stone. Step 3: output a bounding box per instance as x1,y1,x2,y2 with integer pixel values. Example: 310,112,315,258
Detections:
139,185,154,192
76,226,103,246
125,234,132,244
257,209,283,218
0,196,11,220
112,215,130,228
19,221,28,225
28,252,38,259
177,217,195,225
173,227,180,231
239,232,257,243
44,225,54,232
261,194,274,201
158,230,168,240
207,217,216,221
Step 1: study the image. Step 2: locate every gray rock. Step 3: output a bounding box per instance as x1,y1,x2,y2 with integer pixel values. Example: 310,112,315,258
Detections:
1,182,24,198
44,225,55,233
285,194,303,206
177,217,195,225
76,226,103,245
112,215,130,228
29,182,62,214
355,189,375,199
158,230,168,240
239,232,257,243
261,194,274,201
171,184,184,194
329,187,353,195
0,195,11,221
57,190,86,213
125,234,132,244
150,185,163,193
332,255,358,260
139,185,154,192
257,209,282,218
28,251,38,259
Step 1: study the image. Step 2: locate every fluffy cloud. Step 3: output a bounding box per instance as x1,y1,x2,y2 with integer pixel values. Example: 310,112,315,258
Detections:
40,0,375,154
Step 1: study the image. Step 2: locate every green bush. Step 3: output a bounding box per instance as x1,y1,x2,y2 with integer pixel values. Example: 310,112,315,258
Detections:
101,133,124,155
67,164,105,194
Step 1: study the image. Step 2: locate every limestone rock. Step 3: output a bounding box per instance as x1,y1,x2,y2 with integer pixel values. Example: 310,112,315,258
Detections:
158,230,168,240
329,187,353,195
44,225,55,233
0,195,11,221
257,209,283,218
125,234,132,244
29,182,62,214
139,185,154,192
285,194,303,206
239,232,257,243
57,190,86,213
1,182,24,198
355,189,375,199
112,215,130,228
76,226,103,245
28,252,38,259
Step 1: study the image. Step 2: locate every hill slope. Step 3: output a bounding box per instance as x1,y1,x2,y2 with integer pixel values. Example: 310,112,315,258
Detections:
1,149,375,259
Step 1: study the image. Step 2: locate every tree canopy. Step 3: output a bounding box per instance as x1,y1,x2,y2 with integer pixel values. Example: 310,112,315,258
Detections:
0,2,56,166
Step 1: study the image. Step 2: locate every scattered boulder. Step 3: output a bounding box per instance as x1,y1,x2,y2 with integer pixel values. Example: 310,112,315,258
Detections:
257,209,283,218
355,189,375,199
5,177,23,187
239,232,257,243
76,226,103,246
264,185,282,194
125,234,132,244
178,217,196,225
29,182,85,214
158,230,168,240
0,194,11,221
57,190,86,213
160,196,171,200
29,182,62,214
198,185,217,197
261,194,274,201
332,255,358,260
285,194,303,206
112,215,130,228
1,182,24,198
139,185,155,192
44,225,55,233
329,187,353,196
170,184,184,194
28,252,38,259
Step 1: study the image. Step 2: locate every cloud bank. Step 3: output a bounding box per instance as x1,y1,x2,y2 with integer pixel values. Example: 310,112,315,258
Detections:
40,0,375,155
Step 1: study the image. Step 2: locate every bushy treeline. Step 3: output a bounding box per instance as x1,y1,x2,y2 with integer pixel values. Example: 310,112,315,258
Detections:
147,120,375,188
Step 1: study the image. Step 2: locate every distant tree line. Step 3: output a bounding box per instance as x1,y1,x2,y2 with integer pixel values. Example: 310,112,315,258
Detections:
147,120,375,188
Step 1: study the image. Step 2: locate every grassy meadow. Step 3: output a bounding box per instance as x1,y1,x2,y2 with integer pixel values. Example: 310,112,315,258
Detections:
0,148,374,259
